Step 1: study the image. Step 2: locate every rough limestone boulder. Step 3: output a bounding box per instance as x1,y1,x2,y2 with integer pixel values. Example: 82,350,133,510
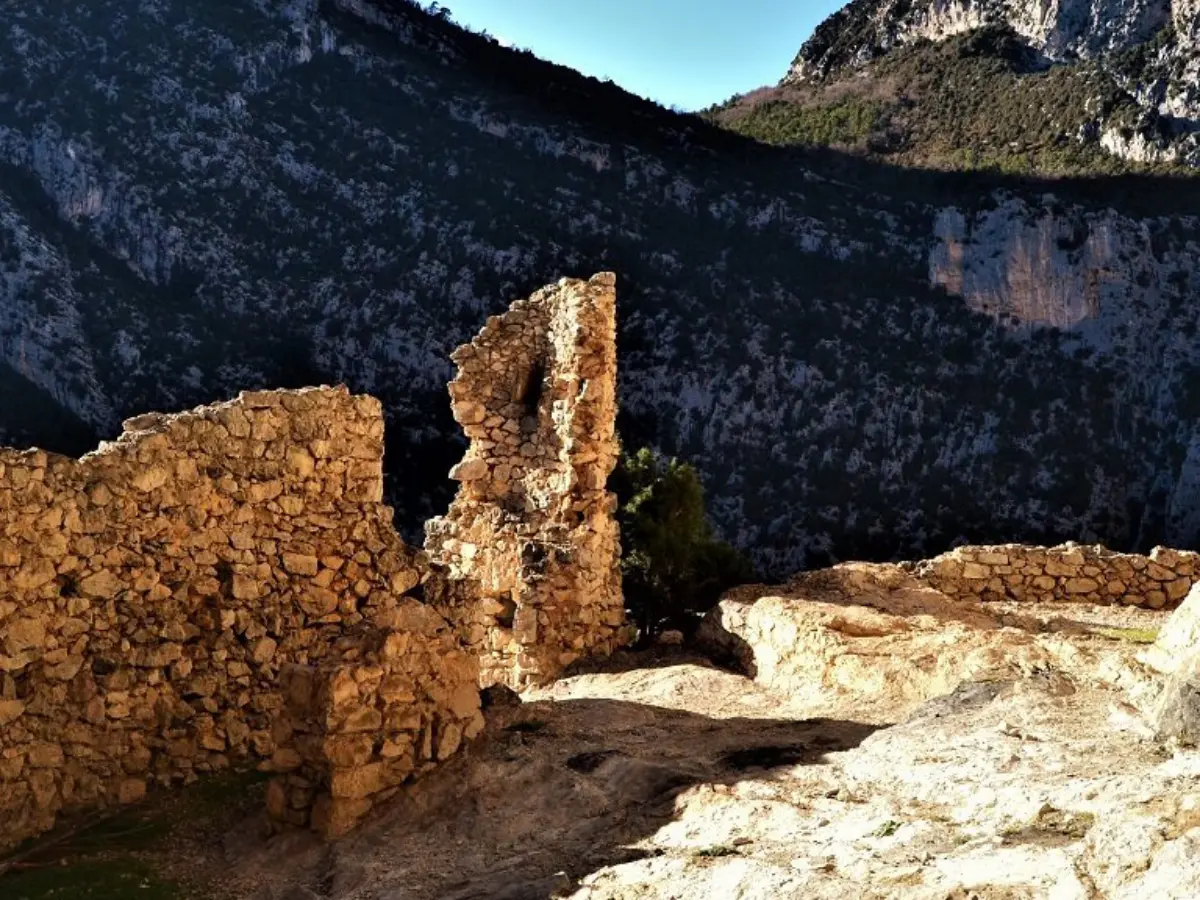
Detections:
1147,583,1200,744
1153,656,1200,746
697,561,1159,719
1143,581,1200,676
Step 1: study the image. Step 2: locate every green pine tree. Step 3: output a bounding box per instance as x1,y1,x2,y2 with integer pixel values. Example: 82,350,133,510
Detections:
612,446,756,642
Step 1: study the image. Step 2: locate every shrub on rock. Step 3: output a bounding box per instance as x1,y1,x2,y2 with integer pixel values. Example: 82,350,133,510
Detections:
612,447,755,642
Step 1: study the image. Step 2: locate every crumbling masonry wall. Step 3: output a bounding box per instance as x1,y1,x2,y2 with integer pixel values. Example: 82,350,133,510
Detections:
0,387,482,850
425,273,628,689
0,274,632,848
916,543,1200,609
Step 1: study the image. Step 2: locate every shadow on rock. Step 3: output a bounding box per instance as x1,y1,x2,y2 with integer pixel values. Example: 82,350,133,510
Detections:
557,646,715,679
245,692,879,900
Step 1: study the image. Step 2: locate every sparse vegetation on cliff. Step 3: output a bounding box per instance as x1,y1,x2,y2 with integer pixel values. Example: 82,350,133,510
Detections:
709,25,1196,177
710,26,1180,176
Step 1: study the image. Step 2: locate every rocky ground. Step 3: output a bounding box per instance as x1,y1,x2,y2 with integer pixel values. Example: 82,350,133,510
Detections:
6,564,1200,899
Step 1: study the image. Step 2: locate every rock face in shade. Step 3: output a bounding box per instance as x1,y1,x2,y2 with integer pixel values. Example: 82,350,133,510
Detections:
12,0,1200,583
426,274,630,690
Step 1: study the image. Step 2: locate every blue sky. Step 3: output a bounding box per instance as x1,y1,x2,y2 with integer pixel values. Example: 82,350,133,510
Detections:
443,0,848,111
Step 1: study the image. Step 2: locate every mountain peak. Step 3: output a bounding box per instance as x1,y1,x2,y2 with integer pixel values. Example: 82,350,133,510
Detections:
788,0,1190,83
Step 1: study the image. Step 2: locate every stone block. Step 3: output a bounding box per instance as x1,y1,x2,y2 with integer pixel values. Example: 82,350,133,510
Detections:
282,553,319,576
330,763,388,800
1168,579,1192,602
311,795,373,839
976,552,1009,565
118,779,147,805
1147,563,1175,582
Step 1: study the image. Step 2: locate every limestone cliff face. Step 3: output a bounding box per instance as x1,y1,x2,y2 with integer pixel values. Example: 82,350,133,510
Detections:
6,0,1200,577
1177,0,1200,38
789,0,1200,165
930,202,1117,329
789,0,1185,82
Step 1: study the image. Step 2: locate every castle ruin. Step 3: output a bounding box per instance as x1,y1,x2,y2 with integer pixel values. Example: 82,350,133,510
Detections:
0,274,628,850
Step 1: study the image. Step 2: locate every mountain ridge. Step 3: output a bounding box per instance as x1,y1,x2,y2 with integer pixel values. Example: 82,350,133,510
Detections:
761,0,1200,169
789,0,1196,82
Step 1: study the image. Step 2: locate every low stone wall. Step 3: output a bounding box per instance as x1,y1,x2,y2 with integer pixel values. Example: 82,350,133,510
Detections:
425,274,628,689
270,604,481,838
0,386,482,850
916,543,1200,609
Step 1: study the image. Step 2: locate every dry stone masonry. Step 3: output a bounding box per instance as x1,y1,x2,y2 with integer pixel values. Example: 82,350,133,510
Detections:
0,386,483,850
268,602,481,839
425,273,628,690
915,543,1200,609
0,273,632,850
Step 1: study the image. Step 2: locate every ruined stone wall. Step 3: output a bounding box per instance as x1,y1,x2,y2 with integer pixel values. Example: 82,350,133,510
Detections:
0,387,482,850
425,273,628,689
917,543,1200,609
0,274,633,846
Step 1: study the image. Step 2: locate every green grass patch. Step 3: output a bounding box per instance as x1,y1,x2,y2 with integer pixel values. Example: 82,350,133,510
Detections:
871,819,903,838
725,98,888,149
1093,627,1160,644
185,769,270,819
1,805,183,900
2,858,184,900
0,769,269,900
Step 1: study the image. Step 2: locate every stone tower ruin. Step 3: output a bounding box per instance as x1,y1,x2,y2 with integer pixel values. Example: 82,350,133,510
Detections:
425,273,629,689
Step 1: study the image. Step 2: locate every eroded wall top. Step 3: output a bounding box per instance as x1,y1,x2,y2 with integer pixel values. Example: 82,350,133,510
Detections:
426,273,628,688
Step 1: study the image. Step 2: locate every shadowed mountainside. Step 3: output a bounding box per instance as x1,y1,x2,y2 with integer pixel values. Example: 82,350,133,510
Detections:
4,0,1200,575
